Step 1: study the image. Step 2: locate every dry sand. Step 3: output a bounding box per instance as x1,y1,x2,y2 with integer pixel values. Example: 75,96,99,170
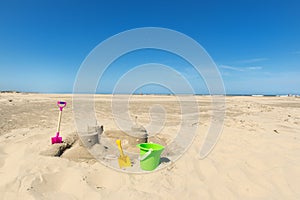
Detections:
0,93,300,199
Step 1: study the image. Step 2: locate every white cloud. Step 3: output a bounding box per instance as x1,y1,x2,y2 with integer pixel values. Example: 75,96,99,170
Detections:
246,66,262,70
235,57,268,64
219,65,244,71
219,65,262,72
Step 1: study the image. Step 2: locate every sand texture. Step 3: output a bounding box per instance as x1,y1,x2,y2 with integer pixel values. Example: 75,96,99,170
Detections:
0,93,300,199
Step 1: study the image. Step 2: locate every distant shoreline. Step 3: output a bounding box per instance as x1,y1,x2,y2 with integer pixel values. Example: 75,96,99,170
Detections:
1,90,299,97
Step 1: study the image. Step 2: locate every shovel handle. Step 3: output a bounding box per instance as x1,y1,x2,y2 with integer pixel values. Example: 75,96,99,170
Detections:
57,101,67,111
116,140,125,157
56,101,66,132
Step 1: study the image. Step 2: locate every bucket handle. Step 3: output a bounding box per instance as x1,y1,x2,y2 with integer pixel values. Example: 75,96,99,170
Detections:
139,148,153,161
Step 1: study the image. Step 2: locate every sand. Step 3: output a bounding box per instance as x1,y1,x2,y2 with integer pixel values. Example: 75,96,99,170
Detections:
0,93,300,199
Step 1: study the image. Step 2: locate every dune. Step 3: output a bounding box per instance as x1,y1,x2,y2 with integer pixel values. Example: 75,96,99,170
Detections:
0,93,300,199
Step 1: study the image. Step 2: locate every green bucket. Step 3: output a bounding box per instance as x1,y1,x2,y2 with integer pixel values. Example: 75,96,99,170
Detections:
136,143,165,171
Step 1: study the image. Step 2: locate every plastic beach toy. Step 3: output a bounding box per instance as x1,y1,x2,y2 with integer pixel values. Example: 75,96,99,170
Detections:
51,101,67,144
116,139,131,168
137,143,164,171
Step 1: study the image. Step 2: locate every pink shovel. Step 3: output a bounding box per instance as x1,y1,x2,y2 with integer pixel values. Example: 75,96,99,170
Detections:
51,101,67,144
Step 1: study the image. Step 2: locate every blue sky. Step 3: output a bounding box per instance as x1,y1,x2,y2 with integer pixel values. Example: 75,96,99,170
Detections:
0,0,299,94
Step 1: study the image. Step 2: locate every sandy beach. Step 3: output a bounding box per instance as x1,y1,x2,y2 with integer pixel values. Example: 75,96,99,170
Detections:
0,93,300,199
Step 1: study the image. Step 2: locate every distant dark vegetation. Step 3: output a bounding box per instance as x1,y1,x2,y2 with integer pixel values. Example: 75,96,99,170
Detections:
0,90,21,93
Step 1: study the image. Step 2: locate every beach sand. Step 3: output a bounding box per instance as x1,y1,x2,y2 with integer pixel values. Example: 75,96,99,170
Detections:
0,93,300,199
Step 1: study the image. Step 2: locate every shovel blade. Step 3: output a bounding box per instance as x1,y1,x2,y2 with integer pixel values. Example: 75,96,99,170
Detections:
51,136,62,144
118,156,131,168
